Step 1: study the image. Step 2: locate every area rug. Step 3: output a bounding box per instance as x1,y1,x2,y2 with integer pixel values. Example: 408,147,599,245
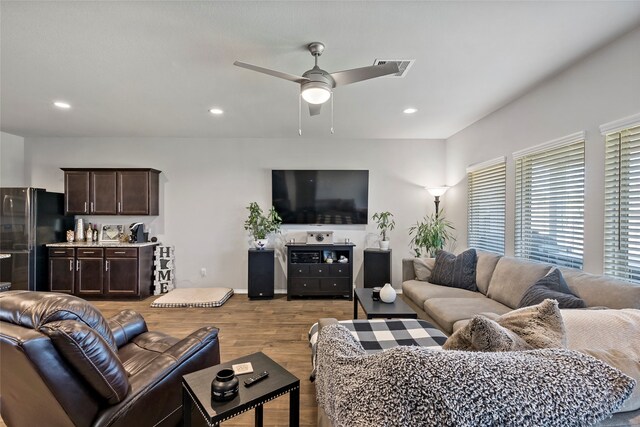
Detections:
150,287,234,308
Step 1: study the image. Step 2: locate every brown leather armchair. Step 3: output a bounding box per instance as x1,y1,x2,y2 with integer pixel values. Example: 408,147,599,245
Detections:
0,291,220,427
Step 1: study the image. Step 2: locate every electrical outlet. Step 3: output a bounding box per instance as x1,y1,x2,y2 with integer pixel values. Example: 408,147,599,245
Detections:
200,268,207,277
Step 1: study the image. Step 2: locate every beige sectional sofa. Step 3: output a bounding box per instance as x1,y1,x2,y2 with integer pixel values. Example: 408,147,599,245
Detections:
402,250,640,335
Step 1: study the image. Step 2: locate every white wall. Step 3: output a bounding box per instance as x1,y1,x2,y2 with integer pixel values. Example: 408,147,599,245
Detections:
24,137,446,291
445,27,640,274
0,131,26,186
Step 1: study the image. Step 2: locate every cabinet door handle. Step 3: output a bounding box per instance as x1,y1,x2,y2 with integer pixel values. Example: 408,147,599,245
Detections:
105,260,109,271
69,260,73,271
90,202,94,213
76,260,80,271
303,283,307,287
318,269,322,273
333,283,337,287
114,251,126,254
54,250,66,254
84,251,94,254
117,202,121,213
84,202,87,213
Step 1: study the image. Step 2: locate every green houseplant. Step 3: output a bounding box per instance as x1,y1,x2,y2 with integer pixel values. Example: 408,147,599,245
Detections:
372,211,395,250
244,202,282,249
409,211,455,257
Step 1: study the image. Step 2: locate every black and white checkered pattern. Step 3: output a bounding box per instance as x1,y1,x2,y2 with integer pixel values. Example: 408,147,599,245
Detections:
309,319,447,379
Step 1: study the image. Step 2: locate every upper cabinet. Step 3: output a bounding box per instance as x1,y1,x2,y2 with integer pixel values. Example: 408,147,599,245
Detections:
62,168,160,215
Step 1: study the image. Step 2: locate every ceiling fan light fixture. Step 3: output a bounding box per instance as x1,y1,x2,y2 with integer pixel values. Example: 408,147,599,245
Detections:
301,82,331,105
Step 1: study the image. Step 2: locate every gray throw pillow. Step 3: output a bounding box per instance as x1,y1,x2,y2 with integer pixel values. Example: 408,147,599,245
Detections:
443,315,533,352
519,268,586,309
430,249,477,291
413,258,435,281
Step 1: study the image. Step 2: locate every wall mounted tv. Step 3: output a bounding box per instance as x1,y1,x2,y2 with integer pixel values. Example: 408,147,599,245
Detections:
272,170,369,225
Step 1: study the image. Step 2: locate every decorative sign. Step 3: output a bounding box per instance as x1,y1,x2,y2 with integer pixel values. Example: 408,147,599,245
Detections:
154,246,175,295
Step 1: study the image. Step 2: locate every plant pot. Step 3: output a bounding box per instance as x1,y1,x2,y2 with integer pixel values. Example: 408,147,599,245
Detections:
380,283,396,303
254,239,268,250
379,240,390,250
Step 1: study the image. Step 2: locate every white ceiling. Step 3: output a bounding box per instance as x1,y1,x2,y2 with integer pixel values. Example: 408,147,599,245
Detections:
2,1,640,139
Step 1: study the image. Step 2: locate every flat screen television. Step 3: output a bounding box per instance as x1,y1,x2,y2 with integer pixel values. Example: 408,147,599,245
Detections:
272,170,369,225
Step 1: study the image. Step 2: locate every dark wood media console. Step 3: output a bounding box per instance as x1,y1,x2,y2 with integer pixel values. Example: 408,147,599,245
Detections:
286,243,355,300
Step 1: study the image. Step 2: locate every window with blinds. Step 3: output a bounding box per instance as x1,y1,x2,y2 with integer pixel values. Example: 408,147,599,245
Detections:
604,124,640,282
467,158,506,254
514,135,585,269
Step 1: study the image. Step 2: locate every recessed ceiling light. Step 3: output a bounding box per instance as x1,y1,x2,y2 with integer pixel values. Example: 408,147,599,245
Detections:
209,108,224,115
53,101,71,109
403,108,418,114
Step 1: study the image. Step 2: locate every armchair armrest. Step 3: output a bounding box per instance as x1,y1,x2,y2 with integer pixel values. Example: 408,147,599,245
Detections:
108,310,148,348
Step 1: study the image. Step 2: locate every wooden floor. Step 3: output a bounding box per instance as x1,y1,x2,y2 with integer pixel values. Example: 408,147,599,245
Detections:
2,293,357,427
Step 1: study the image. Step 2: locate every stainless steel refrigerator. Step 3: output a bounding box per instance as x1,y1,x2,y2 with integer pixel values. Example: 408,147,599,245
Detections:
0,188,73,291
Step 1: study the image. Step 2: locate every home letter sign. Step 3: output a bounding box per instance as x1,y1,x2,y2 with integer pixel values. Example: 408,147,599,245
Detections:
154,245,175,295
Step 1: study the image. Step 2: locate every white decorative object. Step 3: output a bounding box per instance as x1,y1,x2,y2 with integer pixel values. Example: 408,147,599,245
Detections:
379,240,390,250
154,245,175,295
255,239,268,250
380,283,396,303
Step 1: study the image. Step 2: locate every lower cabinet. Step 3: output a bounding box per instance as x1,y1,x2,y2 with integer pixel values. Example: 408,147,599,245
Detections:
49,245,155,298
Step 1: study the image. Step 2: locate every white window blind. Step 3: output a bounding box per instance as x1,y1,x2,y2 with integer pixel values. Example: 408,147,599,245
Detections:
604,124,640,282
467,158,506,254
514,135,585,269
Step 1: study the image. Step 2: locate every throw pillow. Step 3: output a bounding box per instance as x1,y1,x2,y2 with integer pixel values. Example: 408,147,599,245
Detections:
519,268,587,309
444,299,566,351
443,315,533,352
429,249,477,291
413,258,435,281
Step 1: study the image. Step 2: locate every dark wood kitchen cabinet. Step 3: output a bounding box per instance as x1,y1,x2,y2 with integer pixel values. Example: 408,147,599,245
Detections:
48,245,156,298
62,168,160,215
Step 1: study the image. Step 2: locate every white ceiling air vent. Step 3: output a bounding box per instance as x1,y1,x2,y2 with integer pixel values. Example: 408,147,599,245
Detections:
373,59,415,77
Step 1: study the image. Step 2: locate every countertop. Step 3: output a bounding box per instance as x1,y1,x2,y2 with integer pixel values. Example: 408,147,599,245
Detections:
47,242,160,248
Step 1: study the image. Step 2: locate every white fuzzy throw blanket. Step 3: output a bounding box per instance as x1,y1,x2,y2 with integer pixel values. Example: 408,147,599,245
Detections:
315,324,635,427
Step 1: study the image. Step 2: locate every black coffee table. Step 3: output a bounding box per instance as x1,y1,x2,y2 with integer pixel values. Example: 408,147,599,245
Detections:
354,288,417,319
182,351,300,426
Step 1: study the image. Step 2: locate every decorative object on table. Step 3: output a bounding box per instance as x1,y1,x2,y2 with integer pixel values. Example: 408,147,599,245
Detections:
325,256,333,263
372,287,381,301
211,368,239,402
372,211,395,250
92,226,98,242
425,186,450,217
338,255,348,263
153,245,175,295
151,287,234,308
86,223,93,242
409,211,455,257
99,224,124,243
66,230,75,243
379,283,396,303
74,218,85,242
243,202,282,249
232,362,254,375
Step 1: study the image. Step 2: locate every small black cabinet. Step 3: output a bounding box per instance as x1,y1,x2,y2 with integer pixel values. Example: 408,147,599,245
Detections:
286,244,354,300
248,249,274,299
364,248,392,288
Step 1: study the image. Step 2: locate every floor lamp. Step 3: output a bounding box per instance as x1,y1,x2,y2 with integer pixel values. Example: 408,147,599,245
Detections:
426,186,449,217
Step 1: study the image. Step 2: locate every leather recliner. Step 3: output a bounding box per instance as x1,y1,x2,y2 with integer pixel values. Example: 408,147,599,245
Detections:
0,291,220,427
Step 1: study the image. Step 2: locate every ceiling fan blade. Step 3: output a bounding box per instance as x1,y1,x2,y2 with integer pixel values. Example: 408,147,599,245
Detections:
234,61,310,84
330,62,399,86
309,103,322,116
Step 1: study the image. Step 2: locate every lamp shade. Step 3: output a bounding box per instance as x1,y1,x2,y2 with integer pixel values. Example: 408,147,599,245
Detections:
426,186,449,197
301,82,331,104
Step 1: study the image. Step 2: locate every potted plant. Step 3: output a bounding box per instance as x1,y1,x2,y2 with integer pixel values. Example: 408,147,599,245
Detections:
372,211,395,250
244,202,282,249
409,211,455,257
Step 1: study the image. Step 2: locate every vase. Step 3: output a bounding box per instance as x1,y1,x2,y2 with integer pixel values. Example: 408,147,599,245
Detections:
211,368,239,401
380,283,396,303
379,240,390,250
255,239,268,250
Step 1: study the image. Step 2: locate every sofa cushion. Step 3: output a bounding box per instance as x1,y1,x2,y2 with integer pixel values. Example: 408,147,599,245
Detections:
558,267,640,309
402,280,486,308
424,297,511,334
430,249,478,291
487,257,552,309
475,250,502,295
519,268,586,309
582,349,640,413
444,299,565,351
443,315,532,352
413,258,435,281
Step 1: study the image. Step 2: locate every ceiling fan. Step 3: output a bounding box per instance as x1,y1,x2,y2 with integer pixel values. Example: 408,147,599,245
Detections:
234,42,399,119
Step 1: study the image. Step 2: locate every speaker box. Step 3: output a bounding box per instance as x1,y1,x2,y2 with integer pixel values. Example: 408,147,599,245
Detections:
248,249,274,299
363,248,392,288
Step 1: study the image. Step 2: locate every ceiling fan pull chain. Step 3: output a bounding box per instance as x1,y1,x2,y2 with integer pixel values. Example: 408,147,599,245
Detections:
298,94,302,136
330,94,334,134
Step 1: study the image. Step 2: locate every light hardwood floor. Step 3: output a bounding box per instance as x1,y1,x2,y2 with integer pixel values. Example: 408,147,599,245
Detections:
2,293,356,426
